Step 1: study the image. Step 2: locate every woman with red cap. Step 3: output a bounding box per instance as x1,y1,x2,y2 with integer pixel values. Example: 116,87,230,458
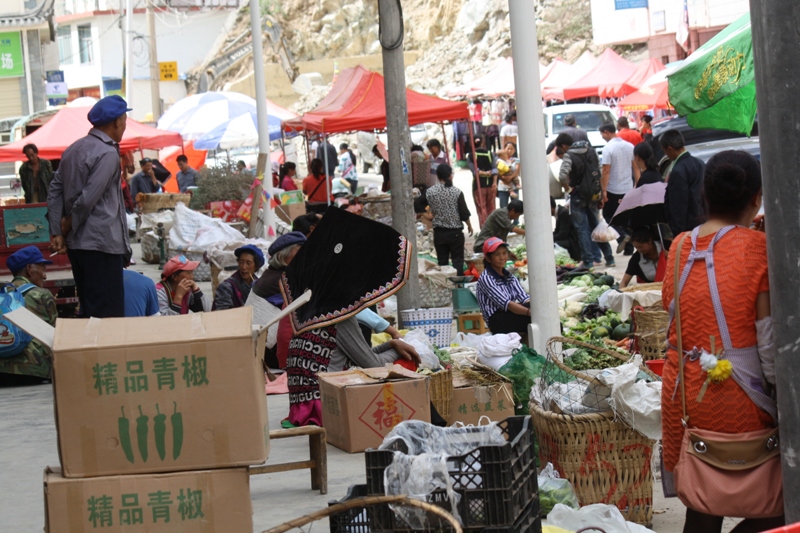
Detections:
156,255,211,315
476,237,530,338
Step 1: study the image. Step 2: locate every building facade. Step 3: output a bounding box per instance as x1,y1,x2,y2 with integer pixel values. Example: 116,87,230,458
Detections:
0,0,59,137
590,0,750,63
54,0,243,121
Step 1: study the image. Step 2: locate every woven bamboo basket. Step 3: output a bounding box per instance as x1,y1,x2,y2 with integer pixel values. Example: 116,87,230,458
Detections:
620,282,662,293
633,307,669,361
140,193,192,214
428,368,453,424
529,337,657,526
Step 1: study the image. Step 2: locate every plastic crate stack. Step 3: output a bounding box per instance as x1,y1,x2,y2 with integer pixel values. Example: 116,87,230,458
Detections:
328,416,540,533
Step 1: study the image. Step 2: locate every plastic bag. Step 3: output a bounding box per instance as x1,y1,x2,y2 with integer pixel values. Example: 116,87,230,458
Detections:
399,329,440,370
591,219,620,243
379,419,506,456
498,347,547,412
542,380,610,415
554,244,571,263
596,354,662,440
452,332,490,351
168,203,245,252
384,452,461,529
538,463,579,516
547,503,656,533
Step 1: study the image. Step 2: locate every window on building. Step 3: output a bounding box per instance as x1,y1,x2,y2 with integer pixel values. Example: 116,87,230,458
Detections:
661,55,670,65
57,25,72,65
78,25,93,64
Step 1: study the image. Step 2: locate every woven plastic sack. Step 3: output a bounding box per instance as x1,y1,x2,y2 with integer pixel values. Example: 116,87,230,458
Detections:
498,347,547,413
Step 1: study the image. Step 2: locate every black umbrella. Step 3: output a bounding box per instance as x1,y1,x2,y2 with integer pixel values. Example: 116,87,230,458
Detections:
609,182,668,230
280,207,412,334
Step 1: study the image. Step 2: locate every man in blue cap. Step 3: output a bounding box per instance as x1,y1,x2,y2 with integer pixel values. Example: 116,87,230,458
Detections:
47,95,132,318
0,246,58,382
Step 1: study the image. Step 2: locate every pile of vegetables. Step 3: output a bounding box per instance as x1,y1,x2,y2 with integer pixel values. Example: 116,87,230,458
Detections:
563,339,630,371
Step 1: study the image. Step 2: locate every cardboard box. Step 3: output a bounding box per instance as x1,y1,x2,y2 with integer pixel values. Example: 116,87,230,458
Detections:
44,466,252,533
275,202,306,225
319,366,431,453
449,381,515,426
52,307,269,477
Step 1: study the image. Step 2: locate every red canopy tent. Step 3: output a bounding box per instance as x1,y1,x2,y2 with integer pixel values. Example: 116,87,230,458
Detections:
611,58,666,98
562,48,638,100
447,57,516,98
283,66,469,134
0,106,183,162
618,81,672,112
541,52,598,101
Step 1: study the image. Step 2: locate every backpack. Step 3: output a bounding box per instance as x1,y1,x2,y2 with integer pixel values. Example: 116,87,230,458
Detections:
0,283,35,358
570,148,603,205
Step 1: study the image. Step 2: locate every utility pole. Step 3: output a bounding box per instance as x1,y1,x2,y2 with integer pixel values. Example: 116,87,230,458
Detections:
248,0,274,239
508,0,560,352
125,0,133,107
749,0,800,519
146,0,161,121
378,0,419,317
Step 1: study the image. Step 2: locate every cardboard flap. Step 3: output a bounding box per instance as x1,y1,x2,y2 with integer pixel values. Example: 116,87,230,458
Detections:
52,307,253,351
5,307,55,350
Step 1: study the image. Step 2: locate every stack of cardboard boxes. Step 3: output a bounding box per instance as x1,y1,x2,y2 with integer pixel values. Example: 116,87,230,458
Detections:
40,308,269,533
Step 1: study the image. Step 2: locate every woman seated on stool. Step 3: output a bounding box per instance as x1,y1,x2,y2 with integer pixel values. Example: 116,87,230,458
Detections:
476,237,530,340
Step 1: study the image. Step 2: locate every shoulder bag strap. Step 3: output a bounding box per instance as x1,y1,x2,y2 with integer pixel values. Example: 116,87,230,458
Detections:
673,233,691,426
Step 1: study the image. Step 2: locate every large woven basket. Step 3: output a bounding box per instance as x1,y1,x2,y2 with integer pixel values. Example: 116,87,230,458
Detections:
620,282,663,293
140,193,191,214
428,368,453,424
530,337,657,526
633,307,669,361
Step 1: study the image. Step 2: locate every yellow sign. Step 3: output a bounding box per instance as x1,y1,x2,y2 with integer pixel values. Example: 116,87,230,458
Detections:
159,61,178,81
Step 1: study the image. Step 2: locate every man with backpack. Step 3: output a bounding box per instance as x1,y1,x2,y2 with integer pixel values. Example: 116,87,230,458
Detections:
0,246,58,382
556,133,615,269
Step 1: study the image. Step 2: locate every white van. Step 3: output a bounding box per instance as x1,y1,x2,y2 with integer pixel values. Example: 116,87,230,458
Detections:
542,103,616,154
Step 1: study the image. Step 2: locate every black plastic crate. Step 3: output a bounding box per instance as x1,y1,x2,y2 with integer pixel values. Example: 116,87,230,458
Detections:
328,484,388,533
328,484,541,533
365,416,538,530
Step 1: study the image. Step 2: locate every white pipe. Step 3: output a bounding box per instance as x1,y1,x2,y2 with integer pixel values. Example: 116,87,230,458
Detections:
248,0,274,236
509,0,561,352
323,132,331,205
125,0,133,107
21,30,34,113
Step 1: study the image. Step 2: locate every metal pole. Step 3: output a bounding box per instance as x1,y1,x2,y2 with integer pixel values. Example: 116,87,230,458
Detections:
750,0,800,519
508,0,560,352
440,122,451,164
21,30,34,113
379,0,419,315
322,132,331,205
146,0,161,120
125,0,133,105
248,0,274,239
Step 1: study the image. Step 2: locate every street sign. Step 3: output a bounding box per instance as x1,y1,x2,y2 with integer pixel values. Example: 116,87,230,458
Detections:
0,32,24,78
159,61,178,81
46,70,67,106
615,0,648,9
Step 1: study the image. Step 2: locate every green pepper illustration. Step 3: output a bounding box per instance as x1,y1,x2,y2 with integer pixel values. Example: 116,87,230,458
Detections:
154,404,167,461
136,405,149,462
119,406,134,464
172,401,183,460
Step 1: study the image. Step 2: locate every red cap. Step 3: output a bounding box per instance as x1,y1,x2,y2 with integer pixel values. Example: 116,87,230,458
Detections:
162,254,200,279
482,237,508,255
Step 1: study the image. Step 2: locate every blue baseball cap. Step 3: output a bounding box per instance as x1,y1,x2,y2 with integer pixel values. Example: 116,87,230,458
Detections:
235,244,265,270
7,246,52,274
87,95,132,126
268,231,306,257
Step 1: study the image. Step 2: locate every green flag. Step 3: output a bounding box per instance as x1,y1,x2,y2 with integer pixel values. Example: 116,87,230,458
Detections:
667,13,755,135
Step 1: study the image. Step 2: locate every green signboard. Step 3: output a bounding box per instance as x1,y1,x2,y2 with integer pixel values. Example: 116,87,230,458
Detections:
0,32,24,78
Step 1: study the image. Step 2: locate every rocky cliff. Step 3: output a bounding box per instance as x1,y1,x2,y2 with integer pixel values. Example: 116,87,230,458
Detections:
200,0,605,104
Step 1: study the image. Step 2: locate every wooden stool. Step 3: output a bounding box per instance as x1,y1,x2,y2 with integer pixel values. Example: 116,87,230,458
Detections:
457,312,487,334
249,426,328,494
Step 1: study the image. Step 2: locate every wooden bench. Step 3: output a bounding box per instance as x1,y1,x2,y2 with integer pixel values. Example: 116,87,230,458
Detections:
457,312,487,334
249,426,328,494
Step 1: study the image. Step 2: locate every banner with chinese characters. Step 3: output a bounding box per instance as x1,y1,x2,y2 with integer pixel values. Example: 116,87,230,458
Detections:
0,31,24,78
